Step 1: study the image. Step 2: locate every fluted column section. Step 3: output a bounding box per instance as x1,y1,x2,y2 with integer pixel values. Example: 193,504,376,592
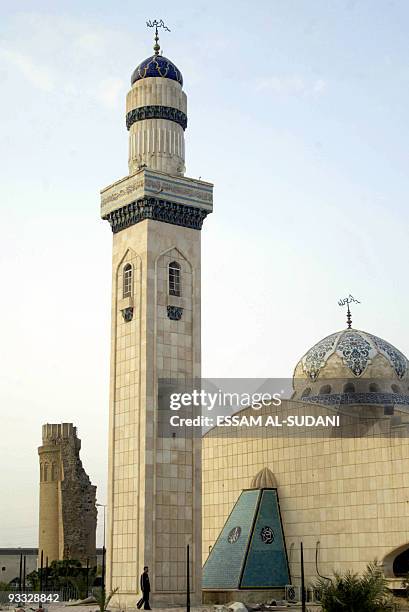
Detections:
126,78,187,176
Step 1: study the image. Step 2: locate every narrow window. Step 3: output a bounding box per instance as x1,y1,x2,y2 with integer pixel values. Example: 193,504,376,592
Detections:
369,383,380,393
123,264,133,298
301,387,311,398
44,463,48,482
169,261,181,297
392,384,401,394
343,383,355,393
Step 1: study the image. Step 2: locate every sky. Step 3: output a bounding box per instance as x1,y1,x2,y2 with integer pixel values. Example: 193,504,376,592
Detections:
1,0,409,547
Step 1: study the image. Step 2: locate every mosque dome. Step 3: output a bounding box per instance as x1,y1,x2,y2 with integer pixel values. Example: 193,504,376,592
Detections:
131,54,183,86
293,328,409,405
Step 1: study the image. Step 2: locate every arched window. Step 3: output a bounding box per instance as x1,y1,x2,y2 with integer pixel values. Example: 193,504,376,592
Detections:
169,261,181,297
369,383,380,393
343,383,355,393
319,384,331,395
301,387,311,398
123,264,133,298
392,384,401,394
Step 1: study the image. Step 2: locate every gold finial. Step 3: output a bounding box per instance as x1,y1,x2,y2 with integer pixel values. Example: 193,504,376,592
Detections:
338,295,361,329
146,19,171,56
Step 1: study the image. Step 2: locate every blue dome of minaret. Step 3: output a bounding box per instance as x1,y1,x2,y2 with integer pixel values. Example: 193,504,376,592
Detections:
131,22,183,87
131,54,183,86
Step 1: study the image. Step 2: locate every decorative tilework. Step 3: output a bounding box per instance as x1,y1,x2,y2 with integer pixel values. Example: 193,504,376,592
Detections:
121,307,133,322
302,333,339,380
202,489,289,590
167,305,183,321
202,489,259,589
126,106,187,131
336,330,375,377
369,334,408,379
240,490,290,588
301,329,409,380
105,198,208,233
302,392,409,406
131,55,183,86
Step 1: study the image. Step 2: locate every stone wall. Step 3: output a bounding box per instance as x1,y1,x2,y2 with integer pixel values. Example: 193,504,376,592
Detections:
59,433,97,562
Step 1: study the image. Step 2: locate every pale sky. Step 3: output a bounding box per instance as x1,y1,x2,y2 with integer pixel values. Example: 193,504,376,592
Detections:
1,0,409,547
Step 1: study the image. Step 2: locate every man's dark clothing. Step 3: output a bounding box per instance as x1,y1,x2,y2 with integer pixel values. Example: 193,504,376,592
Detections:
137,572,151,610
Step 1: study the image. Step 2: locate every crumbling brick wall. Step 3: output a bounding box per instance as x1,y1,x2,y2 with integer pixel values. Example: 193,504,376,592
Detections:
60,433,97,564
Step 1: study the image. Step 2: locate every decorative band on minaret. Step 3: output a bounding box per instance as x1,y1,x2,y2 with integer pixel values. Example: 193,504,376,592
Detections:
126,106,187,131
105,197,208,233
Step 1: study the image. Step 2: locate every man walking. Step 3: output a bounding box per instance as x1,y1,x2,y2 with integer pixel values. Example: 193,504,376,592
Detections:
137,566,151,610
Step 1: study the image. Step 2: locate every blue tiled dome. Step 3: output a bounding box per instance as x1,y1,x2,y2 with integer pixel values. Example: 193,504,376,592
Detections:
293,328,409,407
131,55,183,86
298,329,409,380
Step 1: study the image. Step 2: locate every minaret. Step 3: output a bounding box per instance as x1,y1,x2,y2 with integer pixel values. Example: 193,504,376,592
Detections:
101,27,213,606
38,423,97,565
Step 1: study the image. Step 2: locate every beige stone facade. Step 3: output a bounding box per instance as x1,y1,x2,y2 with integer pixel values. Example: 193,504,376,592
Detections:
105,221,203,603
102,43,212,605
38,423,97,565
202,329,409,590
203,400,409,585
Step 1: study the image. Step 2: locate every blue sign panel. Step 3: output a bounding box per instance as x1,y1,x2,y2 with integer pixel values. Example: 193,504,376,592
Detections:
240,489,289,588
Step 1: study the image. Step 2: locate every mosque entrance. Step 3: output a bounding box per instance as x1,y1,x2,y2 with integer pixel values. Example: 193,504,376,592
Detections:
383,544,409,577
393,548,409,577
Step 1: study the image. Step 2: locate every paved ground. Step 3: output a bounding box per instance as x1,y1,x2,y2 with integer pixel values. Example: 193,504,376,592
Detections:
1,607,218,612
0,604,326,612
